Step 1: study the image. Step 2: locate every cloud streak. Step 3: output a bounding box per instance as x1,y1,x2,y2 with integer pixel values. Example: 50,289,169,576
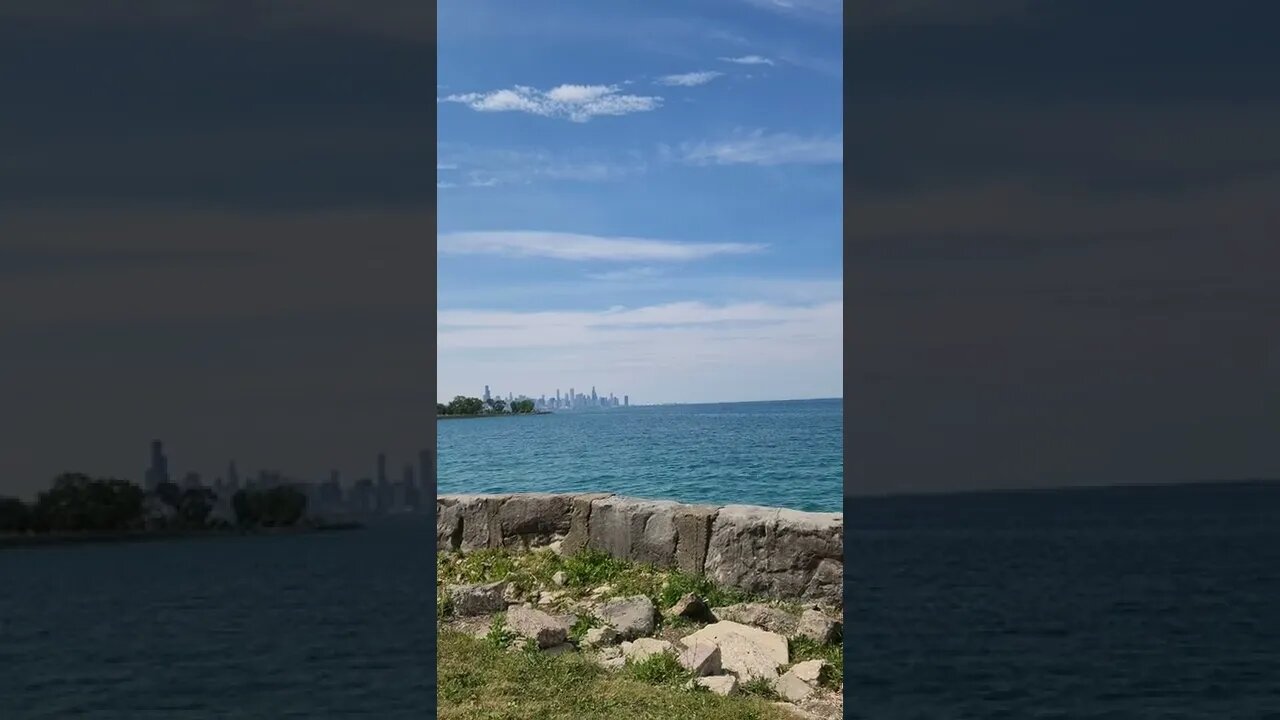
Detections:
719,55,776,66
437,231,767,262
440,84,662,122
656,71,724,87
676,130,843,166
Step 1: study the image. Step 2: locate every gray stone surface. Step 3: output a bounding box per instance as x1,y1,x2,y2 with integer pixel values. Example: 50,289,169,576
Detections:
681,621,789,681
668,592,712,621
704,505,843,604
676,638,722,676
505,606,569,648
581,626,618,648
437,493,844,606
712,602,799,636
695,675,738,696
796,608,841,644
621,637,675,662
448,581,507,616
773,659,826,703
597,595,656,640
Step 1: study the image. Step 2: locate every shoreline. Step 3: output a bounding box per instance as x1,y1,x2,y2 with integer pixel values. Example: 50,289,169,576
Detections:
0,521,363,550
438,411,552,420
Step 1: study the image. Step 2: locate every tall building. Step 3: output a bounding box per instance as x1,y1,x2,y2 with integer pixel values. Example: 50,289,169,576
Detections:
483,385,491,402
144,440,170,491
624,395,629,407
591,386,598,405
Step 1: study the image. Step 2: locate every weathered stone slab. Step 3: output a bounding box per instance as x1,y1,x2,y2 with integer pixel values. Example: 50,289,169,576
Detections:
505,606,570,648
586,496,680,568
561,492,614,556
621,637,675,663
495,493,573,549
436,497,464,550
448,581,506,616
681,621,789,681
597,595,656,640
673,503,718,575
704,505,843,604
712,602,799,636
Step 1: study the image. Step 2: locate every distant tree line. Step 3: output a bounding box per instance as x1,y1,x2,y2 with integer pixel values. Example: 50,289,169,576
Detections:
0,473,310,535
437,395,537,416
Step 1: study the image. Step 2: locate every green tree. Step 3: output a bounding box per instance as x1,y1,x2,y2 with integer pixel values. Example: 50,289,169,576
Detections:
0,497,31,533
178,487,217,527
512,399,536,414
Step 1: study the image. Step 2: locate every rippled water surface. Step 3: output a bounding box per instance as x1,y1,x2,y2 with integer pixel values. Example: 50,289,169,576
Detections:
846,482,1280,719
437,398,844,512
0,519,435,720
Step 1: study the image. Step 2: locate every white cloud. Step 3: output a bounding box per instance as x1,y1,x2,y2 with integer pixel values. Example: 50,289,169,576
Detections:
437,299,843,403
679,129,843,166
437,231,766,262
440,83,662,122
437,162,458,171
719,55,775,66
656,71,724,87
585,266,663,281
437,181,457,189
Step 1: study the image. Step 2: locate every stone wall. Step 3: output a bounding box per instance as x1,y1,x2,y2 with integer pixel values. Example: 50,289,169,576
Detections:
437,493,843,606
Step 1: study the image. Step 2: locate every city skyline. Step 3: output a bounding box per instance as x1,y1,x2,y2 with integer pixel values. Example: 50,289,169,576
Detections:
436,0,843,405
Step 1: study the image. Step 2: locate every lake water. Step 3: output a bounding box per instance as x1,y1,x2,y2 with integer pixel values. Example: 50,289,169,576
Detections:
846,481,1280,719
0,518,436,720
436,398,844,513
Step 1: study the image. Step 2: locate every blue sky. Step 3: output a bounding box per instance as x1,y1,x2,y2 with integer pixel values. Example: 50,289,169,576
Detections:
437,0,843,405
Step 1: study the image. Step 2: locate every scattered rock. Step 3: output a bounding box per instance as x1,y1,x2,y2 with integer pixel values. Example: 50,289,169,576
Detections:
668,593,713,622
546,539,564,555
505,606,570,648
620,637,675,663
552,571,568,587
695,675,738,696
501,583,523,604
597,595,656,640
592,646,626,670
773,659,826,703
681,621,788,681
590,584,613,597
675,638,721,676
796,609,840,645
448,582,507,616
773,701,822,719
712,602,798,635
581,626,618,648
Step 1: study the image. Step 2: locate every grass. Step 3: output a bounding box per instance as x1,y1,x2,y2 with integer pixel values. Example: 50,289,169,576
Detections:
786,637,844,691
438,629,790,720
437,547,750,616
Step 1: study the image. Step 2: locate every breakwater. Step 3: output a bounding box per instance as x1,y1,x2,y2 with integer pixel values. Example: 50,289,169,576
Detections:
436,493,843,606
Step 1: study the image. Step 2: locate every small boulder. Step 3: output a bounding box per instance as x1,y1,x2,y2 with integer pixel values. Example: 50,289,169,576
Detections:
695,675,738,696
449,581,506,616
621,637,675,663
676,638,721,676
597,595,656,640
501,583,523,604
773,659,827,703
796,609,841,645
581,626,618,648
590,584,613,597
681,621,788,681
505,606,569,648
552,571,568,587
712,603,799,636
668,593,713,622
592,646,626,670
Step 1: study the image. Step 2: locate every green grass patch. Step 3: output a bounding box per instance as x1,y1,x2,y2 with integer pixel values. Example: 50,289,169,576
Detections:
623,652,693,687
438,629,790,720
738,677,780,700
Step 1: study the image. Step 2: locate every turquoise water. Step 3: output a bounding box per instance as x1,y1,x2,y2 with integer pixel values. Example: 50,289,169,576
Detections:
437,398,844,512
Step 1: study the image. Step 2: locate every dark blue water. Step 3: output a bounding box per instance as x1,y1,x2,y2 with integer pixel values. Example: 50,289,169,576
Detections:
0,518,435,720
437,398,844,512
847,481,1280,719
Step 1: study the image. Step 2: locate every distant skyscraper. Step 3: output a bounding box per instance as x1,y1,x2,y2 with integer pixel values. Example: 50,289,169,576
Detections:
624,395,629,407
144,440,170,491
591,386,597,405
484,385,491,402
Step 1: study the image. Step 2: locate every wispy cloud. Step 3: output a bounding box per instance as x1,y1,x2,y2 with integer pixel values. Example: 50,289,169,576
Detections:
585,266,664,281
440,83,662,122
435,145,647,187
676,129,843,166
437,231,766,262
437,162,458,171
719,55,775,66
738,0,843,22
655,71,724,87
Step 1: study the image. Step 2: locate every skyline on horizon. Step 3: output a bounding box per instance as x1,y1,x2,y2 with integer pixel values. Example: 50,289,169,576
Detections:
436,0,843,404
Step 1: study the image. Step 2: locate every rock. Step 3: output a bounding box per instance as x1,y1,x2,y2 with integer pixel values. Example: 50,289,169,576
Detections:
590,584,613,597
552,571,568,587
668,593,712,622
501,583,523,604
581,626,618,648
505,606,569,649
695,675,738,696
592,646,626,670
621,637,675,662
542,643,575,657
597,595,656,640
712,603,798,635
703,505,843,603
561,492,615,556
675,638,721,676
773,659,826,703
546,539,564,555
796,609,841,644
681,621,788,681
773,701,822,719
448,581,507,616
